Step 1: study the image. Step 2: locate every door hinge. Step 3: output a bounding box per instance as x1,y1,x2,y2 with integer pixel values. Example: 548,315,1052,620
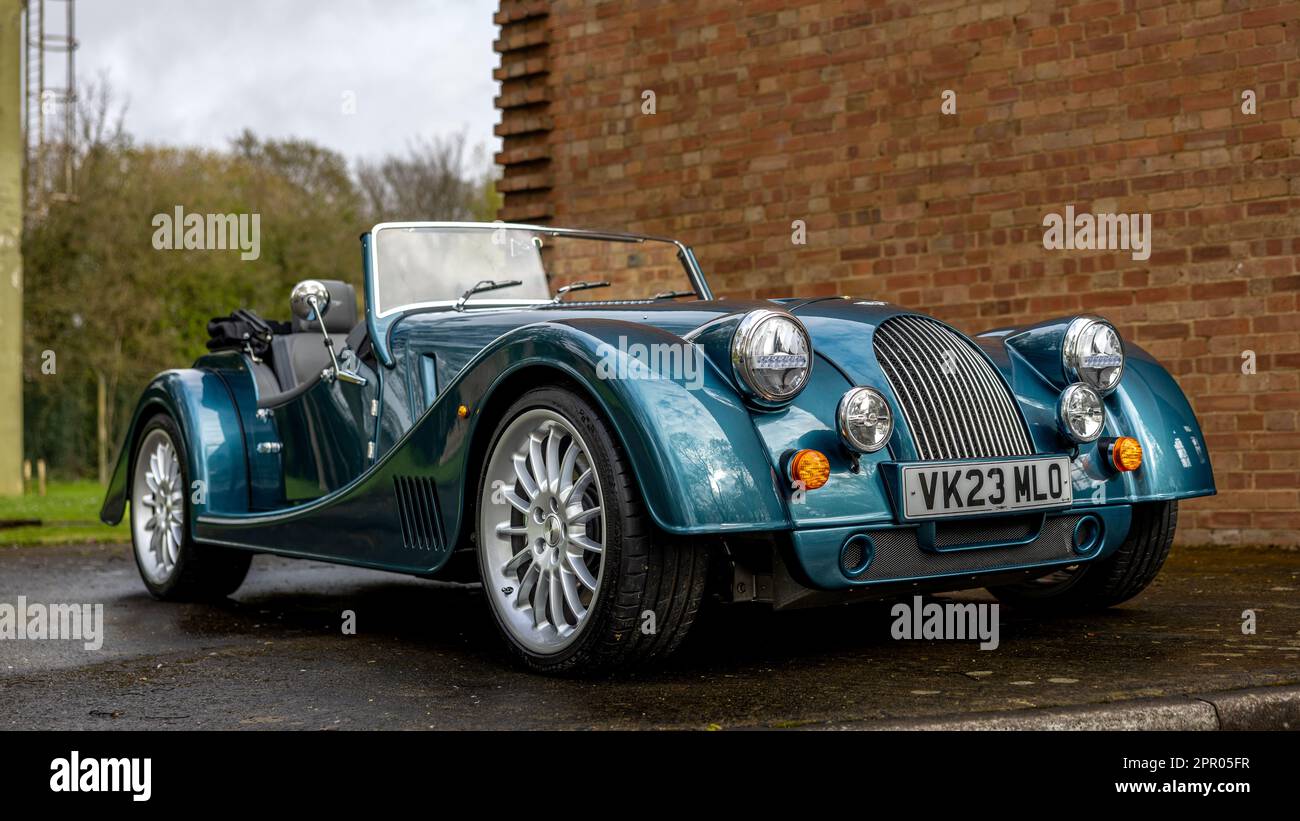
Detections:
367,441,376,459
256,442,282,454
370,399,379,417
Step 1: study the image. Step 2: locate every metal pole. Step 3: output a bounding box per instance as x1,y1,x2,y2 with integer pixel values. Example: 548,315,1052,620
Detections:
34,0,42,196
0,0,27,495
62,0,72,194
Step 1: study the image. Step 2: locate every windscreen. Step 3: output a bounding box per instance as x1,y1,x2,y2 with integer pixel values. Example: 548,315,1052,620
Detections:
371,225,698,315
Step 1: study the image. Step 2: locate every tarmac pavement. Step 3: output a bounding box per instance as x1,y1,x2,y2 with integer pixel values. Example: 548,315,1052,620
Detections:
1,540,1297,729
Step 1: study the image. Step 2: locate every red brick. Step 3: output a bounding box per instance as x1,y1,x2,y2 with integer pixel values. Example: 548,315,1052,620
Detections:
496,0,1300,547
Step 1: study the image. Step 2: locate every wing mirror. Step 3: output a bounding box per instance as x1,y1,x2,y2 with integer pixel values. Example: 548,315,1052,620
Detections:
289,280,367,387
290,279,331,323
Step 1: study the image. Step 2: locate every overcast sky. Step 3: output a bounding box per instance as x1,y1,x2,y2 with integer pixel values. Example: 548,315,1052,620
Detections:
67,0,500,167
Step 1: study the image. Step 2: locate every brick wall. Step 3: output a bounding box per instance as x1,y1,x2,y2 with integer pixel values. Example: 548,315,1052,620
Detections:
494,0,1300,546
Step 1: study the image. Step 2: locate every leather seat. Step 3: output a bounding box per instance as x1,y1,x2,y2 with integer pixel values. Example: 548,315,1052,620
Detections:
270,280,359,391
249,359,282,398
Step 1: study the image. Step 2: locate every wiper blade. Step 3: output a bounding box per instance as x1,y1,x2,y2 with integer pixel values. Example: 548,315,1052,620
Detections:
455,279,523,311
649,290,696,301
551,280,611,303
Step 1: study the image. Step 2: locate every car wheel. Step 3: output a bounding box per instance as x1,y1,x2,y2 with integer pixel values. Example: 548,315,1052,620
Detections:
130,414,251,600
476,386,708,674
989,501,1177,613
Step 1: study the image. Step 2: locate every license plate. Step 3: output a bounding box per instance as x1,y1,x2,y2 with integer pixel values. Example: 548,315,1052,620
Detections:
900,456,1072,520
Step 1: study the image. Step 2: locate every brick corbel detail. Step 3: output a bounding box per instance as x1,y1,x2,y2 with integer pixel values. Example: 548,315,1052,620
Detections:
493,1,553,223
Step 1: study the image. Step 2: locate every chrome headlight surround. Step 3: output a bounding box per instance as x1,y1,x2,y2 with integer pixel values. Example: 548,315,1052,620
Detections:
837,387,893,453
1062,316,1125,395
730,309,813,405
1057,382,1106,443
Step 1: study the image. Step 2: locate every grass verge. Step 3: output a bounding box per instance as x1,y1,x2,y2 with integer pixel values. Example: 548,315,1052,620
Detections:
0,480,128,546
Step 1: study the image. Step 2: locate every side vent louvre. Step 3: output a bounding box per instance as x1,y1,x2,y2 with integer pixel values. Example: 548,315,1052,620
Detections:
393,476,441,551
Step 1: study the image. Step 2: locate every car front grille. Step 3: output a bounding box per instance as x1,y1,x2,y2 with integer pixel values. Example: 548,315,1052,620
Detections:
872,315,1034,460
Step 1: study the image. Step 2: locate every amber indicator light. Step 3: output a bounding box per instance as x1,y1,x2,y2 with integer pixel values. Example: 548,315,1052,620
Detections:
790,449,830,490
1111,436,1142,472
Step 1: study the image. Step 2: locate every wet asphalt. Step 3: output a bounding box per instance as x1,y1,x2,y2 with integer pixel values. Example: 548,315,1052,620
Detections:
0,541,1297,729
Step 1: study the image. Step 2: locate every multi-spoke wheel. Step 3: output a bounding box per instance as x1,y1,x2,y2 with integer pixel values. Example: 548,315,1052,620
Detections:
132,427,185,585
480,408,605,654
476,387,710,674
129,414,251,600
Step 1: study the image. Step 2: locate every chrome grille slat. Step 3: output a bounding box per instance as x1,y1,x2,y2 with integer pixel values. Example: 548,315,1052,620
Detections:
940,323,1025,452
915,315,1012,455
902,316,995,457
900,321,972,458
872,315,1034,460
905,318,975,457
872,332,951,458
904,314,1008,455
877,328,962,458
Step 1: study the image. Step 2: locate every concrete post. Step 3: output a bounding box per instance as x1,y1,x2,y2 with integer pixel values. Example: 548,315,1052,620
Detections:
0,0,25,494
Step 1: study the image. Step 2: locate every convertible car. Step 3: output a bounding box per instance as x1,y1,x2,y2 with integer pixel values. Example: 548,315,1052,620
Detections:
101,222,1215,673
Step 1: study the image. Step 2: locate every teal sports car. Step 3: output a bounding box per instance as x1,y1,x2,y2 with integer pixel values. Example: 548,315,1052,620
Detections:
101,222,1216,673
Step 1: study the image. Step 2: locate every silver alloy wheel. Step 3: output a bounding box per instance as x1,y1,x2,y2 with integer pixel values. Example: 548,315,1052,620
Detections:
480,408,606,655
131,428,186,585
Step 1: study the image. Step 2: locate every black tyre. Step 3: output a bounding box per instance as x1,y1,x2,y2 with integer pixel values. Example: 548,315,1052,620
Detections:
989,501,1178,612
475,386,709,674
129,414,252,600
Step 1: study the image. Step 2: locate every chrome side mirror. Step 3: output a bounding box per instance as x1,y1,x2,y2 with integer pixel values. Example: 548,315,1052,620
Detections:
288,279,367,387
290,279,331,322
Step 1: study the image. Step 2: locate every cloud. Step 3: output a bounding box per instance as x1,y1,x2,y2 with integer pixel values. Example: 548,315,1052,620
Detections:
73,0,500,165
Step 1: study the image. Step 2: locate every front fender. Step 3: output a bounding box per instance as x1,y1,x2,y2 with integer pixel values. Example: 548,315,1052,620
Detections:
99,369,248,525
441,318,791,543
988,322,1216,504
1097,346,1216,500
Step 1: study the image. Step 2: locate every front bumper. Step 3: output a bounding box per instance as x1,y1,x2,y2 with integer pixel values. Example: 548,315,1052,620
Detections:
786,504,1134,593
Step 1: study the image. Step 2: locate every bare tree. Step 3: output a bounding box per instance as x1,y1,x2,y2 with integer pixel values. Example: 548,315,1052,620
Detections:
356,132,488,224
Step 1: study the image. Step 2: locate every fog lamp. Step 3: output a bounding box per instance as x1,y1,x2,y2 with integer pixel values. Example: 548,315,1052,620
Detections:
837,387,893,453
1057,382,1105,444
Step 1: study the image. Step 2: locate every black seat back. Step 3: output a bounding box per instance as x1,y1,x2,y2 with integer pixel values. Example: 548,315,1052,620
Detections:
271,280,360,391
292,280,358,334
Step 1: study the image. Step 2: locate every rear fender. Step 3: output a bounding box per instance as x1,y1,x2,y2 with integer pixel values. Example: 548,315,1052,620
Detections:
99,369,249,526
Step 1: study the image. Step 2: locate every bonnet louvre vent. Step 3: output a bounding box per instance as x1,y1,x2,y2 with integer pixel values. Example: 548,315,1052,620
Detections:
394,476,441,551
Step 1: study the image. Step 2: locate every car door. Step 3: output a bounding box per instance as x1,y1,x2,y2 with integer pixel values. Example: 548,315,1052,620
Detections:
271,363,380,504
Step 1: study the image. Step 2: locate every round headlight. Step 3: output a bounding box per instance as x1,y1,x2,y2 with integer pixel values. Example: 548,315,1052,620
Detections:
837,387,893,452
1057,382,1105,443
730,309,812,404
1063,317,1124,394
